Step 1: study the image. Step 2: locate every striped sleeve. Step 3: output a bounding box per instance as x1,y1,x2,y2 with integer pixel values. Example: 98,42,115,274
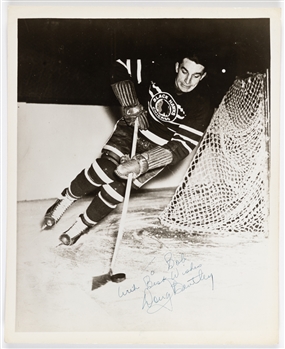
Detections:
163,101,214,164
172,124,204,151
111,59,144,85
163,124,204,164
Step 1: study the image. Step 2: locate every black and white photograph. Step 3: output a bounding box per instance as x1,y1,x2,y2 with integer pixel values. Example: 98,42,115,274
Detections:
4,5,281,346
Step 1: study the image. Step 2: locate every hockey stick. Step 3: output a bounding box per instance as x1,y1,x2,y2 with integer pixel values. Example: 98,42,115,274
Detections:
91,118,139,290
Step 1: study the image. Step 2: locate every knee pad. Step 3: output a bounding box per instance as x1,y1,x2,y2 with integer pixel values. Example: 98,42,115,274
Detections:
86,181,126,223
70,169,100,197
88,158,117,186
100,182,126,205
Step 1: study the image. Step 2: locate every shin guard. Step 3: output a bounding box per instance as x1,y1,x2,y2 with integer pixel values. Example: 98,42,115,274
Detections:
85,181,125,223
70,158,118,197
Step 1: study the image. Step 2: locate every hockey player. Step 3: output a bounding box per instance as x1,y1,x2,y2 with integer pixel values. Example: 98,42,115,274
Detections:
42,53,214,246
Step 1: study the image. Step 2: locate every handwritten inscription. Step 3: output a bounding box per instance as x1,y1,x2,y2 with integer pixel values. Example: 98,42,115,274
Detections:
118,283,140,298
117,252,214,314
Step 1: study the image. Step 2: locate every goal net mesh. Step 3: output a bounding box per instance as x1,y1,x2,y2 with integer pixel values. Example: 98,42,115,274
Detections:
159,73,270,237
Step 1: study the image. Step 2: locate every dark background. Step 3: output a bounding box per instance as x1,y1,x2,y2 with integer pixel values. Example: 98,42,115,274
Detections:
18,18,270,108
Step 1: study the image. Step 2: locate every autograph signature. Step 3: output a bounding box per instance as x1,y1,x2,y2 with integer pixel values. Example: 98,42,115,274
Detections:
118,252,214,314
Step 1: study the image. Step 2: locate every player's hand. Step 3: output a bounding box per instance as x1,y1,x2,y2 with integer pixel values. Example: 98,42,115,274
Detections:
119,155,131,164
123,105,149,130
115,154,148,179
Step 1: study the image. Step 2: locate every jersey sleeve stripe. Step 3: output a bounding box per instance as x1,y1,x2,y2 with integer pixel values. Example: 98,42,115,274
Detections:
171,138,193,153
139,129,168,146
173,133,199,146
179,124,204,137
178,127,203,142
137,59,142,84
116,59,132,76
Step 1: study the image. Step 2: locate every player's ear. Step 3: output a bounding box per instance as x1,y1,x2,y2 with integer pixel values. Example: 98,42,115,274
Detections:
175,62,179,73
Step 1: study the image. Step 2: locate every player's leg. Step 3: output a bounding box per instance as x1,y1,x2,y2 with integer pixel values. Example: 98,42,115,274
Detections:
41,120,131,230
58,167,168,246
59,180,126,245
57,131,171,245
69,150,121,197
42,150,120,229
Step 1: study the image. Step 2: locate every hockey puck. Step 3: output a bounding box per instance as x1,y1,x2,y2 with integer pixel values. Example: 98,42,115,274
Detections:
110,273,126,283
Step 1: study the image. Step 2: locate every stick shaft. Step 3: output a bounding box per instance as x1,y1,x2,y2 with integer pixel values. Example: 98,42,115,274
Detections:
110,119,139,271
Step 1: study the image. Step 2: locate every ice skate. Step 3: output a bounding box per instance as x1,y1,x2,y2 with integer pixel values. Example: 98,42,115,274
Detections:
42,188,78,230
59,214,95,246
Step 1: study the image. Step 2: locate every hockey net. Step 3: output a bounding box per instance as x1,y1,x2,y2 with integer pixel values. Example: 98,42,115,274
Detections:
160,73,270,237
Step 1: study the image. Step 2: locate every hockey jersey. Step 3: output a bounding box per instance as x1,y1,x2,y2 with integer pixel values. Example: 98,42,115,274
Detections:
111,58,214,164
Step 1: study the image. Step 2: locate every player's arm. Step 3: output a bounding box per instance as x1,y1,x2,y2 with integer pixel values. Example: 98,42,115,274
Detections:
115,146,173,179
164,100,214,165
111,59,149,130
115,126,205,180
115,98,214,179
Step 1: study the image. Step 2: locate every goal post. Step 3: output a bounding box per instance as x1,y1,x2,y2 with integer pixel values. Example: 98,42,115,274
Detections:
159,72,270,237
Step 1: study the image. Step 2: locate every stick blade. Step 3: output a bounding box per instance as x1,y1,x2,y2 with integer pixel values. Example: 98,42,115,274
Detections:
91,273,111,291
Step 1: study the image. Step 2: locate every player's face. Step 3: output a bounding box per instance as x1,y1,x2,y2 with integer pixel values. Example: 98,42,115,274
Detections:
175,58,206,94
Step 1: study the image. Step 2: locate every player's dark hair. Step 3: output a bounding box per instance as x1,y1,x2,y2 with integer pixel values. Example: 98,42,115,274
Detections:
177,50,209,71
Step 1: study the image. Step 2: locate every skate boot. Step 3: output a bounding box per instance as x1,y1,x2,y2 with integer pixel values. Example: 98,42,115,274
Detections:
42,188,79,230
59,214,96,246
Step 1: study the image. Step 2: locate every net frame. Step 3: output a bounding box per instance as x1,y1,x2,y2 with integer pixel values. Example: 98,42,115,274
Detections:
159,72,270,237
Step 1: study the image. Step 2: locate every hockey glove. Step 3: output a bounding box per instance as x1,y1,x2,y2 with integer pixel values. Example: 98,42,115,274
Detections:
123,105,149,130
111,80,149,130
115,146,173,179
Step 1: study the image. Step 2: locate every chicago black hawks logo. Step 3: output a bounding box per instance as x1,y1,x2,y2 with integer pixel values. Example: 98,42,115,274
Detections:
149,92,179,122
